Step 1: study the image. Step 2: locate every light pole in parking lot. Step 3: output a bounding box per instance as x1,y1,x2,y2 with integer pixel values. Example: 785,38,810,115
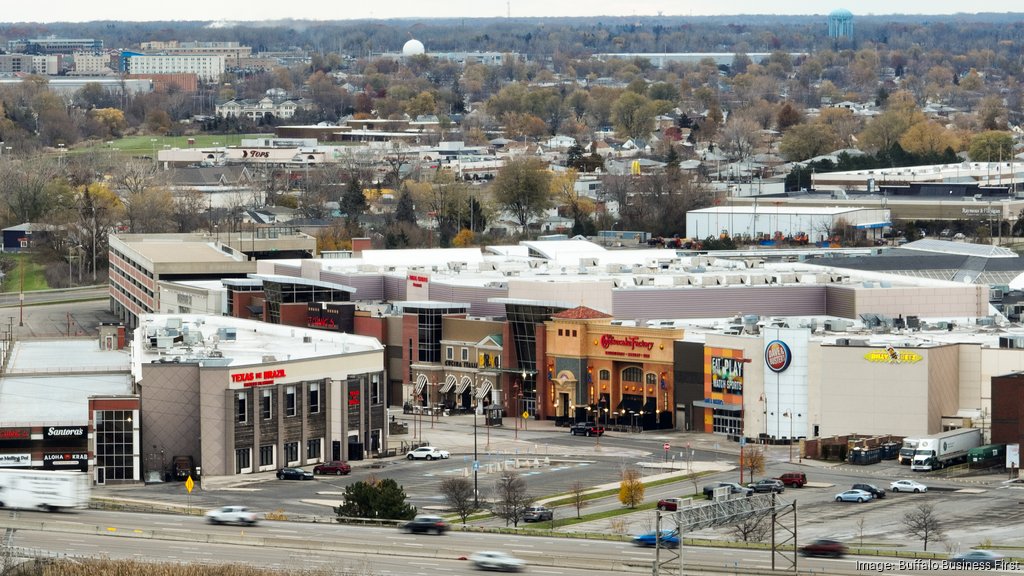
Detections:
783,410,794,462
472,393,479,508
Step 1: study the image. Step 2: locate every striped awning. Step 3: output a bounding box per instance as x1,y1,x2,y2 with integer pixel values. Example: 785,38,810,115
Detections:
455,378,472,394
439,377,456,394
474,381,492,399
414,380,426,395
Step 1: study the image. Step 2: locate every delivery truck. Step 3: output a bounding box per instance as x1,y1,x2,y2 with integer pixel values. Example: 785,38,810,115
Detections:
0,469,91,511
911,428,983,471
898,438,920,465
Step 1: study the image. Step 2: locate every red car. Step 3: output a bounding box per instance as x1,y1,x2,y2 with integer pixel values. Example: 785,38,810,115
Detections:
313,460,352,475
799,539,848,558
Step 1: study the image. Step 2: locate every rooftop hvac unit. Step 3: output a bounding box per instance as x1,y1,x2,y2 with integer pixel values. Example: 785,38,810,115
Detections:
262,355,277,362
447,261,465,272
977,316,995,326
673,276,694,286
478,261,497,271
166,318,182,330
303,335,313,343
217,327,237,341
906,316,920,330
714,275,729,286
527,260,542,269
579,257,599,268
634,276,655,286
502,270,519,277
990,288,1004,302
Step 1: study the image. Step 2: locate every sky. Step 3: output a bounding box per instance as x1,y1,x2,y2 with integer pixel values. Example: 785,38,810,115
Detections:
2,1,1022,23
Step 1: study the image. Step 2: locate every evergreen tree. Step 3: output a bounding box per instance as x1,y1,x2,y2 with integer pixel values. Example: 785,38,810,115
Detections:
340,175,367,224
395,186,417,224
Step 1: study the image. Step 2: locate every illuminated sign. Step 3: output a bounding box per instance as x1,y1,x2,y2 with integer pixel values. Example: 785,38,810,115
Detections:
0,428,30,441
44,426,87,440
348,389,360,407
408,274,429,288
600,334,655,351
863,349,923,364
231,369,286,387
307,316,337,329
765,340,792,373
43,452,89,469
711,357,744,394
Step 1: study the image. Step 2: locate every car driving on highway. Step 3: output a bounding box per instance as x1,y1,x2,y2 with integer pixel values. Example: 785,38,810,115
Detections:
205,505,258,525
402,514,449,534
468,550,526,571
799,538,848,558
632,530,680,548
276,467,313,480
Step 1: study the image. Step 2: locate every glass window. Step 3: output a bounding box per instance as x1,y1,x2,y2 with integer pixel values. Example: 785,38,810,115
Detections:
622,367,642,382
235,448,251,473
371,373,381,405
259,445,274,467
309,382,320,414
646,373,657,385
558,329,563,336
261,389,273,419
284,441,299,463
285,386,296,417
572,330,577,337
94,410,134,481
306,438,322,459
599,369,610,381
461,348,468,361
446,346,453,360
236,392,248,423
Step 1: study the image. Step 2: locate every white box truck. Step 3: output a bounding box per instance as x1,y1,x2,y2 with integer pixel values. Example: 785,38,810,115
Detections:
898,438,920,465
911,428,983,471
0,469,91,511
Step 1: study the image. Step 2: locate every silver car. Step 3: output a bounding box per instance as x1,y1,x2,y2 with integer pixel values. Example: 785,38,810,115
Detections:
469,551,526,572
834,489,873,503
205,505,258,525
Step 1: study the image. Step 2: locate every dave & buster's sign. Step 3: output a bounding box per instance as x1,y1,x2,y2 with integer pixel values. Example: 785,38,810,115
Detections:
599,334,655,358
765,340,792,373
43,426,87,441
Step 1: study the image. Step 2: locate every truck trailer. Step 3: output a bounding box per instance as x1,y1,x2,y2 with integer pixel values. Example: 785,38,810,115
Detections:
0,469,91,511
898,438,920,465
911,428,983,471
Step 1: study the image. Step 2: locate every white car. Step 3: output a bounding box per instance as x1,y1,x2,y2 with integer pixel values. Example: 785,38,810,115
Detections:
406,446,450,460
468,551,526,572
205,505,258,525
890,479,928,493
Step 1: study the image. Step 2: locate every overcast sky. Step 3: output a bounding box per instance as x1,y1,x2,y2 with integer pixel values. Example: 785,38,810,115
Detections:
2,1,1022,22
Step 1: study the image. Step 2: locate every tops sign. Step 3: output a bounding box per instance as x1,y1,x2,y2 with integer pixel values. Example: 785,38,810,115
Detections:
44,426,87,440
231,369,286,387
765,340,792,373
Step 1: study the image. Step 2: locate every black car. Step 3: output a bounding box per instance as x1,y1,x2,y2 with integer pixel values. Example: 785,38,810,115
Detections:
402,514,449,534
851,483,885,499
569,423,604,436
276,467,314,480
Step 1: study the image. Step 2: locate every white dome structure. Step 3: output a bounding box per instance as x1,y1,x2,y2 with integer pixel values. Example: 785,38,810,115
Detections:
402,39,425,56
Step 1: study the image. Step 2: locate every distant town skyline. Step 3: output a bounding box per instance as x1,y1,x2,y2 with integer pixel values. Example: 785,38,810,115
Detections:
1,1,1021,24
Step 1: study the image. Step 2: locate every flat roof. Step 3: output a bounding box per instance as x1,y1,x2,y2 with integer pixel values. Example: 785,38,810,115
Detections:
689,205,872,216
121,237,245,264
5,339,130,374
0,374,132,425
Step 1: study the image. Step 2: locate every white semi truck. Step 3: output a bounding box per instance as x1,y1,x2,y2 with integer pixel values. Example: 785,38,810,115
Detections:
911,428,983,471
0,469,91,511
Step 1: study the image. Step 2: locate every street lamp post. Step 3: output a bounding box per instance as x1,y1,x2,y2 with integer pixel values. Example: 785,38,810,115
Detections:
783,410,794,463
473,397,479,508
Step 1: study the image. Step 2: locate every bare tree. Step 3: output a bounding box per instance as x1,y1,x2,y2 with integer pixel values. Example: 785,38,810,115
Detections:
743,446,766,482
731,514,771,542
493,471,533,528
857,517,866,547
618,468,645,509
569,480,588,519
439,476,476,523
903,503,944,551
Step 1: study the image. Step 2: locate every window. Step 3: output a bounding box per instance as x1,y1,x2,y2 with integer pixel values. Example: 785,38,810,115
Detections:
446,346,454,360
259,445,274,467
236,392,248,423
284,441,299,463
309,383,320,414
261,389,272,419
622,367,642,382
235,448,251,473
558,329,563,336
306,438,322,459
285,386,296,417
371,373,381,404
572,330,577,337
599,369,610,381
94,410,134,481
646,373,657,386
461,348,469,361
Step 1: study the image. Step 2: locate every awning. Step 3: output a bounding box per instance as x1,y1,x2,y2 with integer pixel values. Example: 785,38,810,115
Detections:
414,380,426,395
692,400,743,412
245,304,264,314
455,378,471,394
438,377,455,394
643,397,657,413
475,381,492,399
615,397,644,414
853,221,891,229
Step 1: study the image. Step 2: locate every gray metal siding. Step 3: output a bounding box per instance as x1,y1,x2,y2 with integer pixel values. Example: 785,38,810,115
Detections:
428,283,508,317
612,286,828,320
319,272,384,300
383,275,407,301
273,263,301,277
824,286,857,319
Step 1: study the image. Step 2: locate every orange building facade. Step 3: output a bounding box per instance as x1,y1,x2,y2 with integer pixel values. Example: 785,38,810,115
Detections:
543,307,683,430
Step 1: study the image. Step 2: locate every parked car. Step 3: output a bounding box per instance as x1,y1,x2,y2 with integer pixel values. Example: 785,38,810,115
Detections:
468,551,526,572
313,461,351,475
523,506,554,522
276,467,313,480
851,483,885,499
775,472,807,488
834,489,873,503
747,479,785,493
406,446,451,460
799,538,848,558
402,514,449,534
632,529,680,548
889,479,928,493
949,549,1005,568
703,482,753,499
205,505,258,525
569,423,605,436
656,497,687,511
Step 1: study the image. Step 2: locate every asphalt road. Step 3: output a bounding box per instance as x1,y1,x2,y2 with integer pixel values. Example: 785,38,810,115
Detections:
0,286,115,338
